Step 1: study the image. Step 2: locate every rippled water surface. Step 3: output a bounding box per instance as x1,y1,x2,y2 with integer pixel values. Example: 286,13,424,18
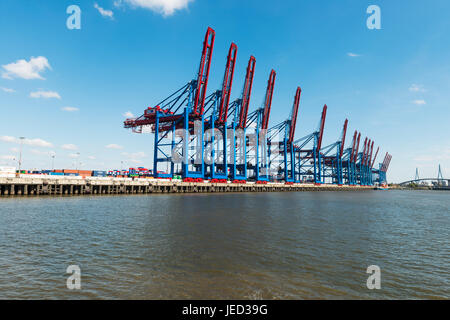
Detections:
0,190,448,299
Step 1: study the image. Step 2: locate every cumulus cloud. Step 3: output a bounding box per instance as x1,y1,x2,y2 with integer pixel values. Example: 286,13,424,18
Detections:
94,3,114,19
0,136,53,148
2,56,51,80
87,156,96,160
347,52,361,57
61,144,78,150
61,106,79,112
409,84,426,92
412,99,426,105
123,111,135,118
0,155,15,160
1,87,16,93
106,144,124,149
30,90,61,99
69,153,80,158
118,0,194,16
30,149,54,156
121,151,146,159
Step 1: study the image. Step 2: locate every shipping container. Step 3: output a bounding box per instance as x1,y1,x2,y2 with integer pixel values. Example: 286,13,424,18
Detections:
92,170,107,177
63,169,78,174
78,170,93,176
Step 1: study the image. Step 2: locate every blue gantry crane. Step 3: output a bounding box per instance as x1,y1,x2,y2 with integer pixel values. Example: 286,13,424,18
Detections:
227,56,256,182
267,87,301,183
246,70,276,183
320,119,348,185
123,27,391,186
293,105,327,184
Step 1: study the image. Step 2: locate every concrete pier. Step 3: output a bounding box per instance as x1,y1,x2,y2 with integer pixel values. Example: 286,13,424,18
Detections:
0,177,374,197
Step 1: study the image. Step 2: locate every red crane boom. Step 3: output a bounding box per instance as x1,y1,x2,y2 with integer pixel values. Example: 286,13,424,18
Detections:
350,131,357,163
362,138,368,165
339,119,348,158
217,43,237,124
368,140,374,167
371,147,379,169
381,152,389,171
353,133,361,163
261,70,276,130
288,87,302,144
192,27,215,117
238,56,256,128
385,155,392,172
317,105,327,152
364,139,371,166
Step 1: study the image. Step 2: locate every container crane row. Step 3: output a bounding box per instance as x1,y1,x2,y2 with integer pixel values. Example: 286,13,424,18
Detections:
123,27,391,185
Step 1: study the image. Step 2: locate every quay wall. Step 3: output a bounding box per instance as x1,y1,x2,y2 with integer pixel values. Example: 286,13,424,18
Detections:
0,177,374,196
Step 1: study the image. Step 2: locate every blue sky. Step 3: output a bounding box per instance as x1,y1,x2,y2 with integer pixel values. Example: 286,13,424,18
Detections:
0,0,449,182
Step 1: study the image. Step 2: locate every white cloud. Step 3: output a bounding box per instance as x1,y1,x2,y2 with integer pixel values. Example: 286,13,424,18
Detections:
409,84,426,92
106,144,124,149
61,144,78,150
2,56,51,80
25,138,54,148
30,149,53,156
121,151,146,159
0,136,53,148
61,106,79,112
120,0,194,16
10,147,19,152
94,3,114,19
123,111,135,118
347,52,361,57
412,99,426,105
87,156,96,160
0,155,15,160
69,153,80,158
30,90,61,99
0,136,16,143
1,87,16,93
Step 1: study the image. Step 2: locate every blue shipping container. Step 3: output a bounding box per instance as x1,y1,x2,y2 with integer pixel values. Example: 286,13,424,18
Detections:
92,170,107,177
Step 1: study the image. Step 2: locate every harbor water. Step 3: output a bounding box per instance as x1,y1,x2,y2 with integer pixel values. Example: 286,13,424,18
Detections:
0,190,448,299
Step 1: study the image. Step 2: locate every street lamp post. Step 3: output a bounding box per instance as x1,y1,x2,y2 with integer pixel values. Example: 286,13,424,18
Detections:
76,152,80,170
18,137,25,176
51,154,55,171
